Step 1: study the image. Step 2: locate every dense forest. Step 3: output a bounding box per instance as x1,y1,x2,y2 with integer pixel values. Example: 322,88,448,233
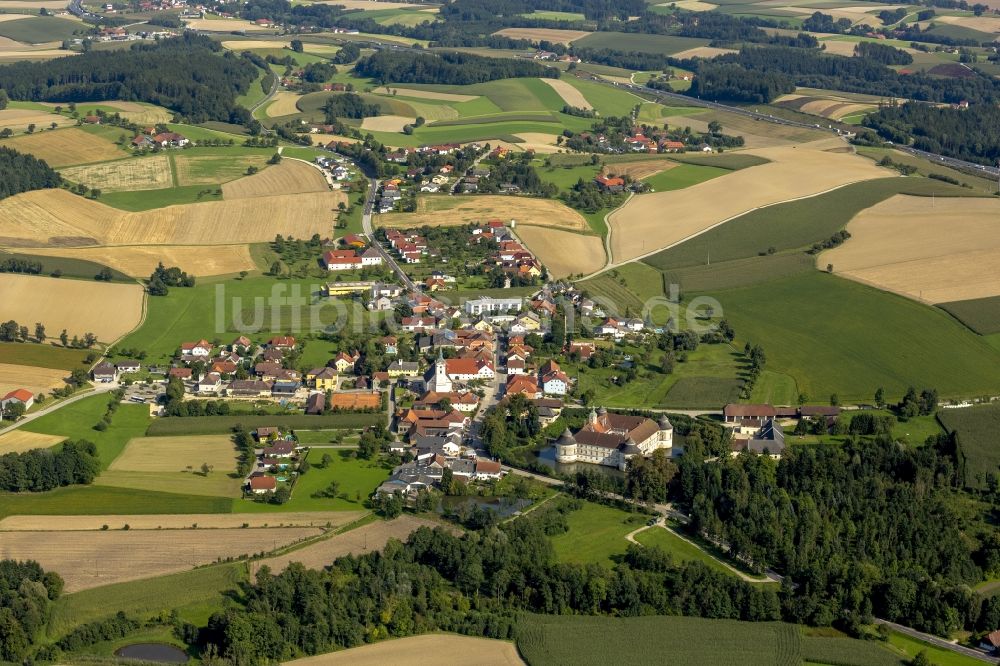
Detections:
0,146,61,200
354,50,559,86
323,92,381,121
0,35,258,124
0,561,63,663
864,103,1000,165
0,440,101,492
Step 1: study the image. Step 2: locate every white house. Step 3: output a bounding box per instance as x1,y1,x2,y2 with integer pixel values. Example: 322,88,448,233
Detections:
464,297,522,316
181,339,212,358
361,247,383,266
197,372,222,394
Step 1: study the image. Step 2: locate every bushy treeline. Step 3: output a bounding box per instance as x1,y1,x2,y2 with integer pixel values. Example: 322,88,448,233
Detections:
196,500,780,663
354,50,559,86
0,560,63,663
676,436,1000,635
0,35,258,124
0,257,43,275
863,103,1000,165
148,263,195,296
0,440,101,492
0,146,61,200
54,613,141,653
687,63,795,104
323,92,381,121
854,40,913,65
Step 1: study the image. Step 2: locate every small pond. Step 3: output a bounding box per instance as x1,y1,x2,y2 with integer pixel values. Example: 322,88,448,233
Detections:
114,643,188,663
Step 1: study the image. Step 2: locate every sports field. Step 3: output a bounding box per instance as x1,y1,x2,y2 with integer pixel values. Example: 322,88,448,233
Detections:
0,527,321,592
0,274,144,342
383,195,589,231
821,194,1000,304
516,226,605,278
0,127,123,167
608,141,890,264
0,188,345,247
0,430,64,454
285,635,525,666
222,159,329,198
250,515,442,573
60,155,173,192
24,244,258,278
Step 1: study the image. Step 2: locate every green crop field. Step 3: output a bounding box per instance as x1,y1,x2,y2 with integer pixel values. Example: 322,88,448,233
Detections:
938,403,1000,489
516,614,807,666
550,501,647,566
750,370,799,406
0,485,231,521
21,395,150,468
581,261,665,317
0,250,131,282
100,184,224,211
663,377,743,408
0,16,83,43
634,526,740,577
145,413,383,436
661,252,815,292
537,163,601,190
563,77,643,117
233,449,390,512
938,296,1000,336
643,177,977,271
670,153,770,170
703,272,1000,403
48,564,245,639
642,163,730,192
0,341,93,371
801,637,905,666
574,32,710,55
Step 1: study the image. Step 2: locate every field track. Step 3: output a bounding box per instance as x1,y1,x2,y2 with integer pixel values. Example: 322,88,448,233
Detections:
0,274,144,342
251,515,443,574
607,140,891,264
0,511,366,531
24,244,258,278
0,527,322,592
283,635,525,666
822,194,1000,304
0,188,346,247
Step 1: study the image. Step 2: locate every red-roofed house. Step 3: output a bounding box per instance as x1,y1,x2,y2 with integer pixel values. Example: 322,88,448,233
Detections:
1,388,34,411
446,358,495,382
248,475,277,494
506,374,541,399
324,249,362,271
594,175,625,193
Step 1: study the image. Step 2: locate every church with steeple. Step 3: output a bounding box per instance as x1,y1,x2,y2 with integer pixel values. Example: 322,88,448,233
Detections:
426,350,453,394
555,407,672,470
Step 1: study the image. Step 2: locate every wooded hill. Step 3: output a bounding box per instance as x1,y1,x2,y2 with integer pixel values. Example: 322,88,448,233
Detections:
354,50,560,86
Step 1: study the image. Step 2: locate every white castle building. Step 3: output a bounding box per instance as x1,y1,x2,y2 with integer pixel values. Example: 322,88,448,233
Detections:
555,407,672,470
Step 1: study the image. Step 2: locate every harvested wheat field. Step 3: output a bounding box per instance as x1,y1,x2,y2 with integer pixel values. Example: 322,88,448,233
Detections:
819,39,861,57
672,46,737,59
221,39,289,50
517,226,605,278
99,101,172,125
493,27,591,45
173,153,270,186
265,91,303,118
509,133,561,153
384,195,588,231
608,142,891,263
604,159,676,181
822,194,1000,304
0,362,68,397
360,114,416,132
0,49,70,62
0,528,321,592
0,511,365,531
283,635,525,666
663,0,718,10
324,0,426,8
252,516,444,574
930,14,1000,33
0,188,345,247
798,99,874,120
0,127,122,167
60,155,172,192
223,159,328,199
183,17,274,32
109,435,239,473
0,108,70,132
0,12,31,20
372,86,476,102
0,430,64,454
26,244,257,278
539,78,592,110
0,275,143,342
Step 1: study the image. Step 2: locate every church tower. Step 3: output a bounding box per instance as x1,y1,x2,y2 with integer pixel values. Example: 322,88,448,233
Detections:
432,350,452,393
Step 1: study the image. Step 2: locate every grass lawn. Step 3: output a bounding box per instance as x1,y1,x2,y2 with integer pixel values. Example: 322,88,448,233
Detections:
938,296,1000,336
234,449,391,512
564,77,643,117
550,501,648,567
580,262,665,321
634,526,741,577
662,377,743,409
643,177,976,271
750,370,799,405
0,341,92,371
642,163,730,192
48,563,244,638
661,253,815,293
22,394,150,468
0,485,231,521
705,272,1000,403
537,163,600,191
885,630,983,666
100,184,223,211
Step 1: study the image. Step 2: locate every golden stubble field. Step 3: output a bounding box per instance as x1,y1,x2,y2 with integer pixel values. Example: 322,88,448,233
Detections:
0,274,144,341
251,516,443,574
539,78,592,110
0,511,365,531
0,429,64,454
173,153,270,186
493,27,591,44
385,195,589,231
0,108,71,132
264,91,303,118
109,435,239,473
607,141,892,263
0,188,346,246
223,159,329,198
283,635,526,666
25,244,258,278
0,362,68,397
516,226,605,278
0,127,123,167
0,528,322,592
60,155,172,192
821,194,1000,304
